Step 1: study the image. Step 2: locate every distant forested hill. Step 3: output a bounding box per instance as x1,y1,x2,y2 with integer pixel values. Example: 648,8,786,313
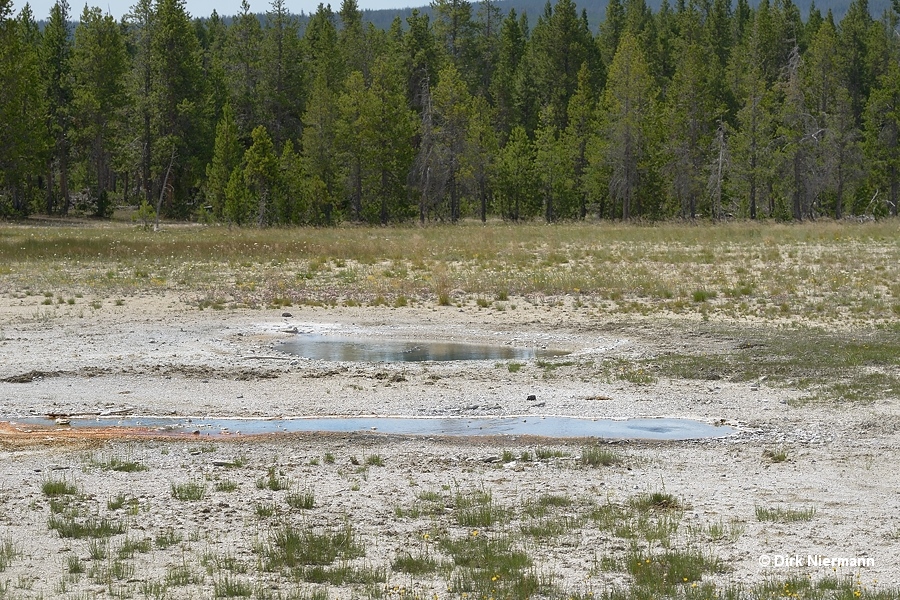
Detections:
355,0,892,30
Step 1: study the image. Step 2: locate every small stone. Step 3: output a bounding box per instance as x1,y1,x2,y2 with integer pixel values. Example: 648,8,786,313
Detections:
526,394,537,402
282,312,292,318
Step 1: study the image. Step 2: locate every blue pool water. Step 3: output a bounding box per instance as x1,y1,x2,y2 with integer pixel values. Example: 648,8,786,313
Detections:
7,415,735,440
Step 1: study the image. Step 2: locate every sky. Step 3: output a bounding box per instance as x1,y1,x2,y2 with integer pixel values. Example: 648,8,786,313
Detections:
18,0,424,21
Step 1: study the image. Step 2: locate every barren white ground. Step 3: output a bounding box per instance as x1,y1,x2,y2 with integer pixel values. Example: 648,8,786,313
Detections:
0,292,898,597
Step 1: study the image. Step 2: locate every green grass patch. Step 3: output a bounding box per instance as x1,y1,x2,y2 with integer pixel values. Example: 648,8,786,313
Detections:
364,454,384,467
48,515,126,539
392,552,442,575
535,447,568,459
257,466,290,491
624,546,722,589
763,446,789,463
285,489,315,510
581,446,623,467
214,573,252,597
155,528,183,550
92,455,148,473
646,325,900,403
454,489,507,528
630,491,683,512
299,563,387,585
41,478,78,497
755,505,816,522
171,481,206,501
0,539,17,572
214,479,238,492
259,523,364,570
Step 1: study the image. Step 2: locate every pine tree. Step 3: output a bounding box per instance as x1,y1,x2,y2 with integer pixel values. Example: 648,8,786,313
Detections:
41,0,73,214
534,106,573,222
864,60,900,216
564,63,596,219
839,0,874,122
430,64,472,222
205,103,242,218
304,3,342,90
301,71,339,224
728,64,776,219
363,59,418,224
663,37,720,218
242,125,279,225
274,139,305,223
465,95,497,222
600,32,657,219
337,70,367,222
774,46,819,220
489,9,524,138
225,0,263,139
403,9,440,112
598,0,624,69
151,0,205,217
803,20,861,218
431,0,476,80
494,126,539,221
526,0,599,130
71,6,128,211
473,0,501,100
0,3,45,215
125,0,156,206
339,0,370,79
261,0,304,148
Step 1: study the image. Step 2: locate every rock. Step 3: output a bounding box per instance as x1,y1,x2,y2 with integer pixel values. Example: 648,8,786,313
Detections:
526,394,537,402
282,312,292,318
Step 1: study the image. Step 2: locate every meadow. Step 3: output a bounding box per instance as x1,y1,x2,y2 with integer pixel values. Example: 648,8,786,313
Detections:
1,219,898,325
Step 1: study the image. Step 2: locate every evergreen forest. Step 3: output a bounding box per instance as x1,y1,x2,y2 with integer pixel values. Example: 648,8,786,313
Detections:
2,0,900,224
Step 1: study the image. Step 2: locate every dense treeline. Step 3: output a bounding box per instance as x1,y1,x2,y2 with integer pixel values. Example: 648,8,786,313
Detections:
2,0,900,223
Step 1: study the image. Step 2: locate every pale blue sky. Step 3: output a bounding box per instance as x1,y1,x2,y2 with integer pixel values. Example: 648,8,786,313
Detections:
19,0,423,22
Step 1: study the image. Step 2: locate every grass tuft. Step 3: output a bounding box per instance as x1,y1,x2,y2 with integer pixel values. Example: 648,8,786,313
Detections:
171,481,206,501
41,478,78,497
756,505,816,522
581,446,622,467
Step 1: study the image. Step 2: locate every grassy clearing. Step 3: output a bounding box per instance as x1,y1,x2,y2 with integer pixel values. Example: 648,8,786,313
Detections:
2,221,898,324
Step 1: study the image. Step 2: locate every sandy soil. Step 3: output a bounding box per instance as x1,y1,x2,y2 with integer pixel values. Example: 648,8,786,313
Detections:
0,292,898,597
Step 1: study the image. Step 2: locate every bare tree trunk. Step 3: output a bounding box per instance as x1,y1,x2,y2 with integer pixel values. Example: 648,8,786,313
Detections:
46,165,55,215
60,152,70,215
154,147,177,231
892,166,899,216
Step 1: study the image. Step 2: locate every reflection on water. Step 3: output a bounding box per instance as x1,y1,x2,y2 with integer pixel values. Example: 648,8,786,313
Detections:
8,415,735,440
277,335,569,362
